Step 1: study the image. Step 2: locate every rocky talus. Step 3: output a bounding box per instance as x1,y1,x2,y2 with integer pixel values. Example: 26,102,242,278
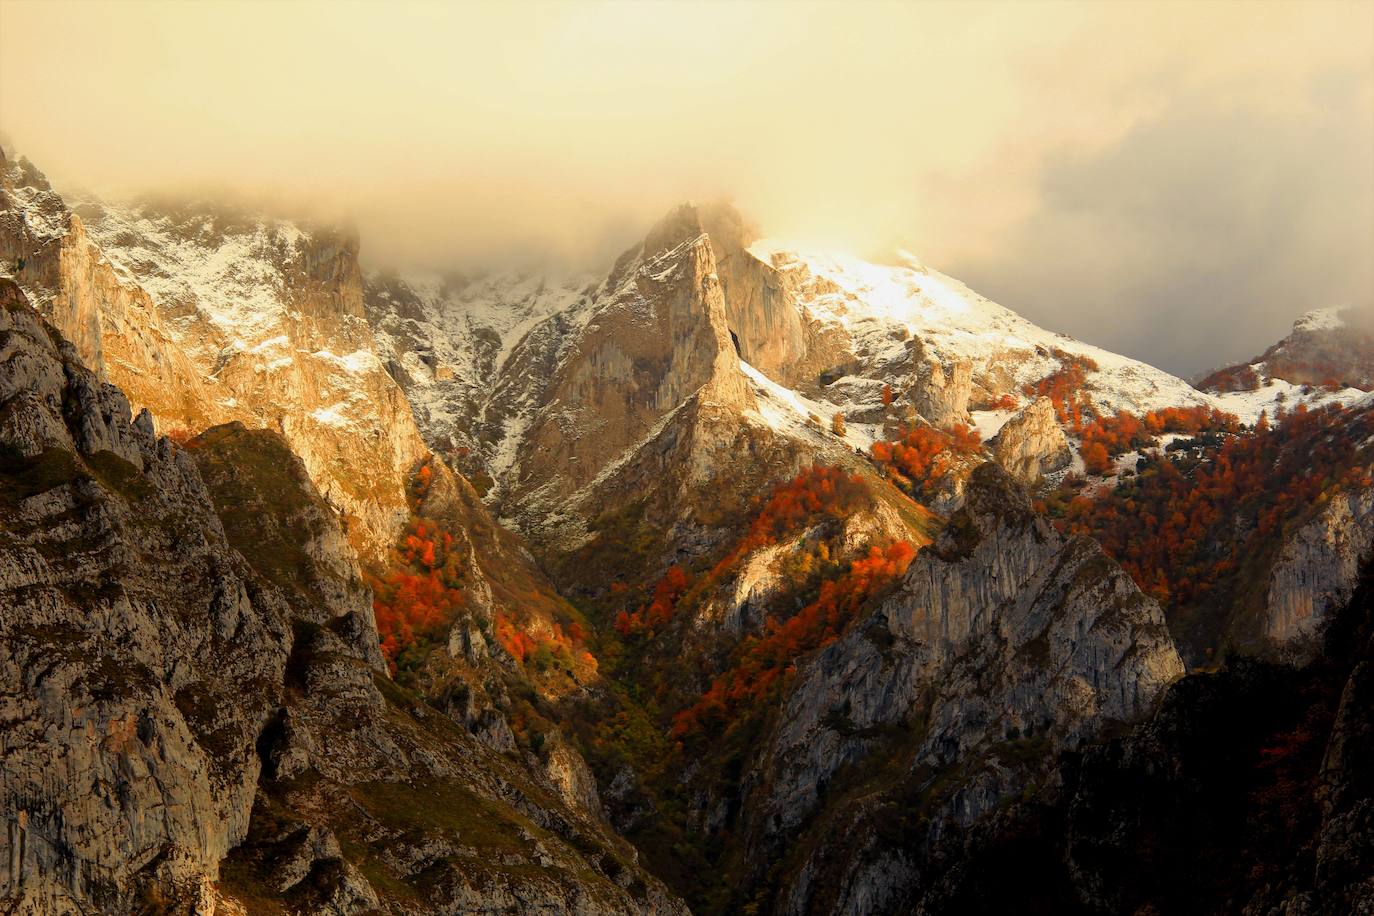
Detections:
739,463,1183,914
0,278,686,914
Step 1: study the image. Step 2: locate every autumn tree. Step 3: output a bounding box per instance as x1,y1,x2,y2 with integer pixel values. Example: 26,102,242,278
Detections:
870,423,982,498
671,540,918,739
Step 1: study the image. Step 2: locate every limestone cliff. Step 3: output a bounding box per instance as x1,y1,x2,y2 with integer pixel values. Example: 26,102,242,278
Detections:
0,279,686,914
990,396,1073,485
510,205,753,516
1265,477,1374,650
909,353,973,428
0,151,219,429
741,463,1183,914
699,202,815,386
0,277,293,912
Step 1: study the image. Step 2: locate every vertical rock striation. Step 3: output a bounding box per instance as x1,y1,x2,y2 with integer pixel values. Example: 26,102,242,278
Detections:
0,279,687,914
742,463,1183,913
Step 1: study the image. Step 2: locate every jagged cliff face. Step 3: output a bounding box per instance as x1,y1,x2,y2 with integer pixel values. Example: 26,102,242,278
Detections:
1264,432,1374,652
367,203,878,585
924,556,1374,916
0,279,686,914
0,153,219,429
514,205,753,513
0,278,296,911
731,464,1182,914
1,152,426,557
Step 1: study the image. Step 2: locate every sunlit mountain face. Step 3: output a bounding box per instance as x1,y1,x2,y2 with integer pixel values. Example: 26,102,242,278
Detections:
1,2,1372,914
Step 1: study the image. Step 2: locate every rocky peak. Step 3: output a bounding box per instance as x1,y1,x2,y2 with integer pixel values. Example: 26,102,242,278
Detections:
1199,305,1374,394
641,202,710,260
946,459,1042,534
0,153,430,557
507,203,753,516
909,351,973,428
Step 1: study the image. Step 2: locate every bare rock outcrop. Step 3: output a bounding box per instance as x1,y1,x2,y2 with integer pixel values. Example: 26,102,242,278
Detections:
989,396,1073,485
0,278,297,911
701,202,813,384
746,463,1183,914
1,150,427,557
509,204,753,518
909,354,973,428
1266,481,1374,650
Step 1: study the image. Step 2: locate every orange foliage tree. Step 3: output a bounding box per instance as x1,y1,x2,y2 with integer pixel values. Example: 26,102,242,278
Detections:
612,466,870,643
870,423,981,498
369,510,466,678
1077,405,1240,474
671,541,917,739
615,565,692,638
1048,404,1372,620
1023,353,1099,431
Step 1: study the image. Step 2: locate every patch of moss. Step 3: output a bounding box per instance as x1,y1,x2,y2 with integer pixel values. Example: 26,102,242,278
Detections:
188,423,342,609
85,449,153,503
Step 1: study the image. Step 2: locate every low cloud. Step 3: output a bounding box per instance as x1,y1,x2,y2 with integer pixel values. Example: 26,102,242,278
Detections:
947,73,1374,375
1,0,1370,374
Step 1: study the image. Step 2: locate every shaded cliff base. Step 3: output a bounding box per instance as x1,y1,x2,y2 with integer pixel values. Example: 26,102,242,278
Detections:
912,554,1374,916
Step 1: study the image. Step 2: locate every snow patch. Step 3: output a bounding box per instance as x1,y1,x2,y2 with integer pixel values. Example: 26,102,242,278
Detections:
970,409,1016,442
1294,307,1346,333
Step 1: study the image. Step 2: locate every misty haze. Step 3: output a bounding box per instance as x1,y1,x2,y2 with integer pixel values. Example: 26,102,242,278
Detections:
1,2,1372,915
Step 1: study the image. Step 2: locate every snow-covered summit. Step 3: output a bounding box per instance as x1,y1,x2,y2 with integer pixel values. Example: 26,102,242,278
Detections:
1,158,427,554
1294,306,1346,333
745,238,1215,420
1198,303,1373,421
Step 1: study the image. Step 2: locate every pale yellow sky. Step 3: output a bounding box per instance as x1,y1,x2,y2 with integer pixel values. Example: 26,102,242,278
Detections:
1,0,1371,372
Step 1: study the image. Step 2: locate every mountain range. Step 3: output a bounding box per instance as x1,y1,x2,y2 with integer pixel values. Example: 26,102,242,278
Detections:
2,146,1371,915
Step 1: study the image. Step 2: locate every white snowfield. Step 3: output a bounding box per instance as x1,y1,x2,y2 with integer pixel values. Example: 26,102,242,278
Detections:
1212,377,1369,426
1293,306,1345,333
72,197,306,360
746,240,1219,419
739,359,881,453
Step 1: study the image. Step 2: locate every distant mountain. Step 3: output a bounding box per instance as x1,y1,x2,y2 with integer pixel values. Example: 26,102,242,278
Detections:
1198,305,1374,417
